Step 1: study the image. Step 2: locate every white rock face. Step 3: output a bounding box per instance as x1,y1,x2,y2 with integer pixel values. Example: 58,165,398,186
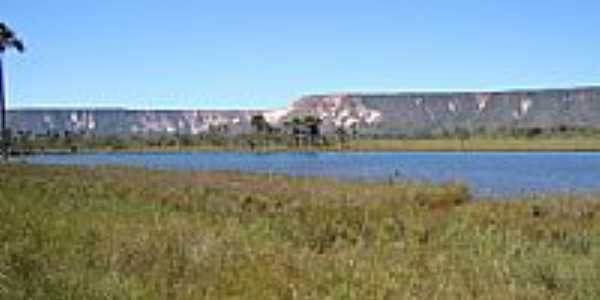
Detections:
285,95,384,129
477,94,489,112
258,95,383,130
87,114,96,130
118,111,256,134
521,99,532,115
448,101,457,113
67,111,96,131
264,107,292,124
513,98,533,119
364,110,382,124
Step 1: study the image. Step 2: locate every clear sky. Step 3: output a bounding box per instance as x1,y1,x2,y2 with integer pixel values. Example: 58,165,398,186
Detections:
2,0,600,109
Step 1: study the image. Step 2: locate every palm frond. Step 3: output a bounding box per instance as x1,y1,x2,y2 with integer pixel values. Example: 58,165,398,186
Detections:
0,22,9,35
11,39,24,52
0,23,15,40
0,23,24,53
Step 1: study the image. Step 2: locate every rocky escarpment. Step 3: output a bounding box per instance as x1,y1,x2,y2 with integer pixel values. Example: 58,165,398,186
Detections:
268,87,600,136
6,109,262,136
5,86,600,136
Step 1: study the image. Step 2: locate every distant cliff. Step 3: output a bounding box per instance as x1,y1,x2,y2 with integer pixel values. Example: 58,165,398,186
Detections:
267,86,600,136
6,109,262,136
6,86,600,136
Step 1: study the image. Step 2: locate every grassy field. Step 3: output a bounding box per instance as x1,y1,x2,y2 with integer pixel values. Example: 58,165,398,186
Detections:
1,164,600,299
110,138,600,153
94,138,600,153
345,138,600,152
14,137,600,155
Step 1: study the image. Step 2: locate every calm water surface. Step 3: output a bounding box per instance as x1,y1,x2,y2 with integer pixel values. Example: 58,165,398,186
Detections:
26,152,600,197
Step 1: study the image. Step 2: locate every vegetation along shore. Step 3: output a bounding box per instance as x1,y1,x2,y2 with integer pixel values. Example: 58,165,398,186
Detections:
9,135,600,155
1,164,600,299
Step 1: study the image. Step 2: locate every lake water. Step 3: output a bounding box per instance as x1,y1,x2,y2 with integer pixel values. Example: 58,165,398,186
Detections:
25,151,600,198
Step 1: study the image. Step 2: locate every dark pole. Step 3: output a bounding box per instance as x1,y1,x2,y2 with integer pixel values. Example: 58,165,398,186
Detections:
0,56,7,162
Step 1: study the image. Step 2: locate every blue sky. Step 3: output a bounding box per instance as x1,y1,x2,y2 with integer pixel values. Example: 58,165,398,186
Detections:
2,0,600,109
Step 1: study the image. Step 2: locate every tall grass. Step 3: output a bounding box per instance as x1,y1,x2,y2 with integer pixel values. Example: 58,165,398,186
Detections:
1,164,599,299
346,138,600,152
17,136,600,155
96,137,600,152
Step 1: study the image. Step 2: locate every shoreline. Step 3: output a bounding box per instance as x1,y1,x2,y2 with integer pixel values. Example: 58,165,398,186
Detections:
12,137,600,155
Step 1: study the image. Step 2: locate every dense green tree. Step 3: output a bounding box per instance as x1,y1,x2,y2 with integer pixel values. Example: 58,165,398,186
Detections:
250,114,271,134
285,117,306,147
303,115,322,145
249,114,275,150
282,116,323,147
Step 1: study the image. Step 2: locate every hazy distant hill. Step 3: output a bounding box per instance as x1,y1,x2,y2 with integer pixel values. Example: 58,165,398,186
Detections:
6,109,262,136
6,86,600,136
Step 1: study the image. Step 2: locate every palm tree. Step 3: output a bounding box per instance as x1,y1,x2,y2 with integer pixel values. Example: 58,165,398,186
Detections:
250,114,271,151
0,23,25,162
285,117,305,147
303,115,322,146
250,114,270,134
